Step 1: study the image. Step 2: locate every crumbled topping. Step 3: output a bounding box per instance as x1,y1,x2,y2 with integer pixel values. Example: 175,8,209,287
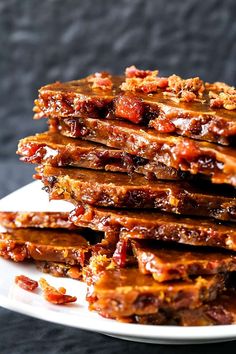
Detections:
125,65,156,79
165,75,205,103
206,82,235,93
87,254,111,274
82,254,112,285
121,66,168,93
88,72,113,90
39,278,77,304
15,275,38,292
121,66,205,100
207,82,236,110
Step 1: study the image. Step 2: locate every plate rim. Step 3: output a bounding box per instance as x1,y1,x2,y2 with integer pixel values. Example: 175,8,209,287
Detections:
1,289,236,342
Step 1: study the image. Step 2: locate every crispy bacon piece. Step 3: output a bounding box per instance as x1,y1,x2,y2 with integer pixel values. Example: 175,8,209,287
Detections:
166,74,205,102
206,82,235,93
39,278,77,304
121,66,168,93
209,90,236,110
88,72,113,90
15,275,38,292
113,238,128,267
173,139,201,161
125,65,155,78
114,94,144,123
150,117,176,133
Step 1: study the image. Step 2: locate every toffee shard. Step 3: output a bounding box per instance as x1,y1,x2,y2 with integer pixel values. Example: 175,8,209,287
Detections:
0,228,90,265
17,131,186,180
34,75,236,145
131,240,236,281
69,204,236,251
49,117,236,186
88,268,225,317
39,165,236,222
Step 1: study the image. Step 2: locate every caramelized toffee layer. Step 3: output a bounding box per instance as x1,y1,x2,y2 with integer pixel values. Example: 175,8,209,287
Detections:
34,76,236,145
70,205,236,251
0,211,74,229
131,240,236,281
88,268,225,317
49,117,236,186
0,228,90,265
18,131,186,180
39,165,236,221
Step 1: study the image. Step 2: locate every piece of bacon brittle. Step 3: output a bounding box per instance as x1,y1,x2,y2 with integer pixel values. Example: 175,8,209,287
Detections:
88,72,113,90
15,275,38,292
39,278,77,305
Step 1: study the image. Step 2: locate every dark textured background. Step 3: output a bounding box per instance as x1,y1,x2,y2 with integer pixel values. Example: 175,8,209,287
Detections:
0,0,235,352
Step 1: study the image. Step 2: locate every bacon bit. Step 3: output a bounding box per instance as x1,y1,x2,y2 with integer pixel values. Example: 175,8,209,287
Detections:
18,143,44,158
39,278,77,305
121,77,169,94
121,66,168,93
181,90,197,102
149,117,176,133
209,89,236,110
166,75,205,102
88,72,113,90
174,139,201,161
0,241,28,262
113,238,128,267
125,65,156,78
15,275,38,292
9,246,28,262
71,204,85,218
206,82,235,93
114,94,144,123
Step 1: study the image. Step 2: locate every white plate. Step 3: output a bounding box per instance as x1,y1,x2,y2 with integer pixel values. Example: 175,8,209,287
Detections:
0,182,236,345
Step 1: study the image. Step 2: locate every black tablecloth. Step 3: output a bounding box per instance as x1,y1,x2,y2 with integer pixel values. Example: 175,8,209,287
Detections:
0,160,235,353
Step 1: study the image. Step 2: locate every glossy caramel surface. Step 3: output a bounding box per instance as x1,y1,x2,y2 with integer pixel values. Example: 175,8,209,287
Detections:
0,228,88,247
35,75,236,145
39,76,236,125
132,240,236,281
